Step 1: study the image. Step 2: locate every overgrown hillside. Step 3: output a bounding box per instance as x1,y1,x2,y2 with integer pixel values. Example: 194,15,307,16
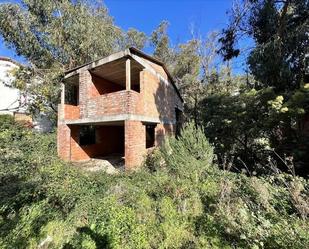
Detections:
0,115,308,249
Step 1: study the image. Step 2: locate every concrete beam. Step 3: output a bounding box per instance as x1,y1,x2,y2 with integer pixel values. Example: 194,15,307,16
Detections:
65,114,161,125
64,49,131,79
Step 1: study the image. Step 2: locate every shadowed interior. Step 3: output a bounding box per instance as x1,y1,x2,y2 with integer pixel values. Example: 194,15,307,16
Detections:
70,122,124,160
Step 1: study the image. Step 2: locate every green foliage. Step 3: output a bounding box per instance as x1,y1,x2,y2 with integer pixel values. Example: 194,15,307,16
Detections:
201,80,309,175
201,87,276,172
159,122,213,179
150,21,174,66
219,0,309,93
0,0,147,118
0,0,121,68
215,0,309,175
121,28,147,50
0,118,308,248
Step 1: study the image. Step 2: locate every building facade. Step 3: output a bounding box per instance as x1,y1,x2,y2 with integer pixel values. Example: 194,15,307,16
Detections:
0,57,53,132
58,48,183,170
0,57,25,115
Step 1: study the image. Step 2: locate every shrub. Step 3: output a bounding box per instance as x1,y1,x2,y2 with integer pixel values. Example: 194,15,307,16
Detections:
0,116,308,248
159,122,214,179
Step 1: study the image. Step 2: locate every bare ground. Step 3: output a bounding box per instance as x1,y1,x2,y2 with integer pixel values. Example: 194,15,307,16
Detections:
71,154,125,174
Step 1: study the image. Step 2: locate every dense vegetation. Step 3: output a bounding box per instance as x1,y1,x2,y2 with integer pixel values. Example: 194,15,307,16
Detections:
0,115,308,248
215,0,309,175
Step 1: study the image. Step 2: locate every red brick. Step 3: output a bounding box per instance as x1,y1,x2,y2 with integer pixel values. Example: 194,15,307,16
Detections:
58,53,183,170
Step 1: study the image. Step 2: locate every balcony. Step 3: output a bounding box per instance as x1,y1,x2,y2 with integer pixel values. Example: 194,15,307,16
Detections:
62,57,147,124
83,90,143,119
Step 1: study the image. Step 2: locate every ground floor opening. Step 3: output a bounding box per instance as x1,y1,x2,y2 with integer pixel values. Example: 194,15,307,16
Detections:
58,119,176,171
69,122,125,165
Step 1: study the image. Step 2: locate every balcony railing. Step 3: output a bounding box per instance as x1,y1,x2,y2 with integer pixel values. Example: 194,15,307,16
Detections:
64,104,80,120
82,90,143,119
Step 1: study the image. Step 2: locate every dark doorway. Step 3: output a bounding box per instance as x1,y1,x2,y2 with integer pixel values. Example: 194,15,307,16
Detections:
146,124,156,148
175,108,182,138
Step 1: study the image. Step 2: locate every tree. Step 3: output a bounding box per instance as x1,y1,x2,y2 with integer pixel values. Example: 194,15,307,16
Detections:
152,26,227,126
120,28,147,50
172,32,235,126
217,0,309,175
150,21,175,67
0,0,146,119
219,0,309,93
172,39,203,125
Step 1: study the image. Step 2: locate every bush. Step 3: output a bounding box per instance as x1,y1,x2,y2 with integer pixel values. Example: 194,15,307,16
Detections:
0,117,308,248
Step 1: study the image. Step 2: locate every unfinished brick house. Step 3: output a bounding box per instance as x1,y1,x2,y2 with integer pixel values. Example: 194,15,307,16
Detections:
57,47,183,170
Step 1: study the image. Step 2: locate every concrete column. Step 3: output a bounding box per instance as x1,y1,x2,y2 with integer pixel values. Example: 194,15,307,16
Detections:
61,83,65,104
126,58,131,90
58,83,65,121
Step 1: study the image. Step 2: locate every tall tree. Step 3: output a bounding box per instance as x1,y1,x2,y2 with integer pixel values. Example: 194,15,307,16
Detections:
120,28,147,50
173,39,203,125
0,0,146,118
150,21,175,67
218,0,309,175
219,0,309,93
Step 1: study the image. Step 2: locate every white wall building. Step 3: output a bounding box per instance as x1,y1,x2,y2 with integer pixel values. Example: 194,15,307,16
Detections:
0,57,25,114
0,56,53,132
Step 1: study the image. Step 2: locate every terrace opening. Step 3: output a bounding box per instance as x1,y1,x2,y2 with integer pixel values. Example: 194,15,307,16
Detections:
70,122,125,160
64,74,79,106
90,57,144,94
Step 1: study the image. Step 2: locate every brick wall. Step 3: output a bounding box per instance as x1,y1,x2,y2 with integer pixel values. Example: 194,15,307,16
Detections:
84,90,144,118
125,120,146,169
64,105,80,120
78,70,93,118
141,69,182,122
75,67,182,121
57,123,71,160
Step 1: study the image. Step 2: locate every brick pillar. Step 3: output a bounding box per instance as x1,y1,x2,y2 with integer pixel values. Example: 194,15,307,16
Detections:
79,70,92,118
69,125,91,161
57,123,71,160
125,120,146,170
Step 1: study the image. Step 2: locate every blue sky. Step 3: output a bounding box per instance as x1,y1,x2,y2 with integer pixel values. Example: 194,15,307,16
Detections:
0,0,249,73
105,0,232,42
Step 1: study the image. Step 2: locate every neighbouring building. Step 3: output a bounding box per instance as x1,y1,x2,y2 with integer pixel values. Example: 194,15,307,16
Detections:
0,57,27,115
58,47,184,170
0,56,53,132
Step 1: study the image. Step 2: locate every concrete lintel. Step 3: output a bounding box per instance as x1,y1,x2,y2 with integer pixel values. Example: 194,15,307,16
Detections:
65,114,161,125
